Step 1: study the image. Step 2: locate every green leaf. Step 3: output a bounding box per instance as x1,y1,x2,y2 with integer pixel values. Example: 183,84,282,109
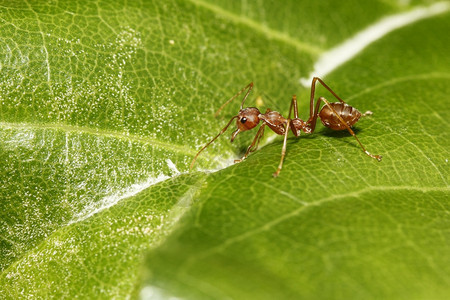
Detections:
1,1,449,299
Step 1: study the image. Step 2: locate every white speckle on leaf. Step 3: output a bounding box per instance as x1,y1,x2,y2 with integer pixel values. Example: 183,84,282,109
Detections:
68,174,169,225
2,128,35,150
166,158,180,174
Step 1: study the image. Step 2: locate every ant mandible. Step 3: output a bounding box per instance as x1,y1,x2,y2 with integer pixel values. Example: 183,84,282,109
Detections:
190,77,382,177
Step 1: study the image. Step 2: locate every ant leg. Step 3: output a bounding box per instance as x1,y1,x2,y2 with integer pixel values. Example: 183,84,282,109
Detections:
311,77,345,105
306,78,347,132
319,97,382,161
215,82,254,117
288,95,298,119
190,116,238,169
273,119,291,177
235,124,266,163
305,92,324,133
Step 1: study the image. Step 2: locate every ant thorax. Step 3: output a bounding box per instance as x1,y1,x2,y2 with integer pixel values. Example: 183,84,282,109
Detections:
259,110,287,135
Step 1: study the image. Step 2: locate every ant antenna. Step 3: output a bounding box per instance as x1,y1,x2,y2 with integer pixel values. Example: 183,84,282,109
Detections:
190,116,238,169
214,82,254,117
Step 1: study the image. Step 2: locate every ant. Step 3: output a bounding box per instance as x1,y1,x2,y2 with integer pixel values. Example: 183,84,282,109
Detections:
190,77,382,177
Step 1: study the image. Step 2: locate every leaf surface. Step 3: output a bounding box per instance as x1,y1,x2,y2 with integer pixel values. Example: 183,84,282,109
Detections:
0,0,448,299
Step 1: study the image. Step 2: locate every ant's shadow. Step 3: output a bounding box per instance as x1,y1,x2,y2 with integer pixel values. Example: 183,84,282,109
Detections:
306,127,363,149
235,127,363,156
319,127,361,138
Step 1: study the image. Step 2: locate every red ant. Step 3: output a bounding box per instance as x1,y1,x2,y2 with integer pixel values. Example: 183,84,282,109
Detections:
190,77,382,177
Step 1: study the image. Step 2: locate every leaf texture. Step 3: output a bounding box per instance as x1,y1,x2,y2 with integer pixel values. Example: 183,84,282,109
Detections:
0,0,449,299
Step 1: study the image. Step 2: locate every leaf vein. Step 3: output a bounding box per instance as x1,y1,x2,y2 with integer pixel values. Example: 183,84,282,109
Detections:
183,185,449,267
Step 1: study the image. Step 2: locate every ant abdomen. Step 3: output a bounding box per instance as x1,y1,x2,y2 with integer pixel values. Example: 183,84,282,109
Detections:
319,102,361,130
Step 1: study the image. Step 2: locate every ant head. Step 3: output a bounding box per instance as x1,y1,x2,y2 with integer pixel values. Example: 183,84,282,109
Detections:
231,107,261,142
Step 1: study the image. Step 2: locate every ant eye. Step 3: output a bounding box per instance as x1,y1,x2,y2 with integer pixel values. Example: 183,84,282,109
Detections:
240,117,247,124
